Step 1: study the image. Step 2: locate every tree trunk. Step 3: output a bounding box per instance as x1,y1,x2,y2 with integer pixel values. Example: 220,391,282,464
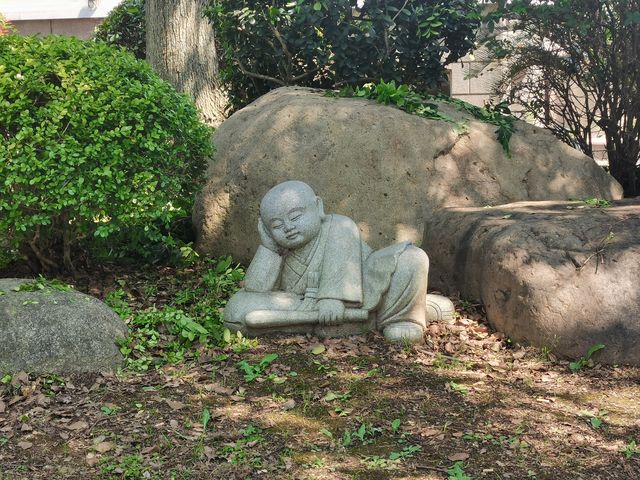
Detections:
145,0,227,127
609,148,639,197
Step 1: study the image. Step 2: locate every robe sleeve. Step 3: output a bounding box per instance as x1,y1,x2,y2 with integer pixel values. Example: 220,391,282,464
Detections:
244,245,283,292
317,215,363,305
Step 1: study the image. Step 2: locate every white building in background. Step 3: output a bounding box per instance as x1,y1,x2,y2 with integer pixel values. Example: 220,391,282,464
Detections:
1,0,120,39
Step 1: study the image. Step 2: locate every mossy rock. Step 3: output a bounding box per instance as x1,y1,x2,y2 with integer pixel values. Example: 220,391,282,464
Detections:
0,279,127,373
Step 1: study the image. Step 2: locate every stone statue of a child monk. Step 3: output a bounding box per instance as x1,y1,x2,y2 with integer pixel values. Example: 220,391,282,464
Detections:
224,180,430,343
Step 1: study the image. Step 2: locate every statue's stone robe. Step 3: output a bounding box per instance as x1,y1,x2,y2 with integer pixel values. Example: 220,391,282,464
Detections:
224,214,428,336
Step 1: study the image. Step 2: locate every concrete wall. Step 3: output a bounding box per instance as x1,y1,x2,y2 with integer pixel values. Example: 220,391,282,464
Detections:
1,0,120,39
11,18,103,39
448,59,502,107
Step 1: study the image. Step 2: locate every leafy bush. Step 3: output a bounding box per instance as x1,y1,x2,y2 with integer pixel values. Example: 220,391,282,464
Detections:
333,80,515,155
93,0,146,59
0,35,213,272
206,0,481,109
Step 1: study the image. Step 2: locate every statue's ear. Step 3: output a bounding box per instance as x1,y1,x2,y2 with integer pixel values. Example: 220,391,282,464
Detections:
316,197,326,219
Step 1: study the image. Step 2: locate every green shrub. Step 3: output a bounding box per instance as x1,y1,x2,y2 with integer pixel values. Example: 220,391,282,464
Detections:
0,35,213,271
93,0,146,59
206,0,481,109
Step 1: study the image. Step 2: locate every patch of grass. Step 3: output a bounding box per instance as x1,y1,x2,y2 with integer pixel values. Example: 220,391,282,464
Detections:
11,275,74,293
220,424,265,467
100,454,148,479
434,354,472,370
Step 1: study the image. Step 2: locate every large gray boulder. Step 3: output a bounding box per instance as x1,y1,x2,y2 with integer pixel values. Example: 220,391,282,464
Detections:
193,87,623,264
422,200,640,365
0,279,128,373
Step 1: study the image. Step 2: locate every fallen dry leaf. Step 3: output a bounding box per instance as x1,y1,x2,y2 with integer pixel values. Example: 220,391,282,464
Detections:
281,399,296,411
513,350,527,359
0,400,5,413
203,446,216,460
67,421,89,431
165,399,185,411
12,371,29,387
310,344,326,355
17,441,33,450
94,441,114,453
204,384,233,395
448,452,470,462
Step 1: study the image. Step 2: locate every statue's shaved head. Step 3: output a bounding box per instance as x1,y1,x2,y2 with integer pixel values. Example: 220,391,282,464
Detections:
260,181,324,250
260,180,317,219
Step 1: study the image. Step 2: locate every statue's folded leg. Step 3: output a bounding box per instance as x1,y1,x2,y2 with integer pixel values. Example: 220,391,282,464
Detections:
376,245,429,343
224,289,303,334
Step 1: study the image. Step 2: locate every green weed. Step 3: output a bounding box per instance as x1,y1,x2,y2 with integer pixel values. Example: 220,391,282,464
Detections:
622,440,640,458
569,344,605,373
582,198,611,208
100,454,147,479
448,461,472,480
446,381,470,396
11,276,73,293
115,257,245,372
333,80,515,156
236,353,278,382
105,288,133,319
220,424,264,466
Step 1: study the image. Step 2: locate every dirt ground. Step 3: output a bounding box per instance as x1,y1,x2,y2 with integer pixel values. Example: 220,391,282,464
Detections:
0,265,639,480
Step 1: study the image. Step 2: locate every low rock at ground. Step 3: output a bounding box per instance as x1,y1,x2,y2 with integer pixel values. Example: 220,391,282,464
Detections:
0,279,128,372
193,87,622,264
422,199,640,364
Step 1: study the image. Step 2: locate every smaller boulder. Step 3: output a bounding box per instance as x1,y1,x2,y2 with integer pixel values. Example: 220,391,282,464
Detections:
0,279,128,373
423,200,640,365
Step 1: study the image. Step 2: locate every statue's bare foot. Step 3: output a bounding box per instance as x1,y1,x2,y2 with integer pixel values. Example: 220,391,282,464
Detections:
425,294,455,324
383,322,424,344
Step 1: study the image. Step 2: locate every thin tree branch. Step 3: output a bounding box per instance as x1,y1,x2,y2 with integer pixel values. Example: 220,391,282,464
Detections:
234,56,286,86
290,66,321,83
391,0,410,24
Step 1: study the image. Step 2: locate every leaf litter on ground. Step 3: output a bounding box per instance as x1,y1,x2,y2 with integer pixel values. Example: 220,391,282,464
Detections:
0,264,638,479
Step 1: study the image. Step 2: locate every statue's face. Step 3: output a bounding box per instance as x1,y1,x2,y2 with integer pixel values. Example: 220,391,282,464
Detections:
261,185,323,250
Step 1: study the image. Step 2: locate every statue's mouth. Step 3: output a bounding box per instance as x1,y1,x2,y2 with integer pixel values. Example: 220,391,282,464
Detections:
286,232,299,240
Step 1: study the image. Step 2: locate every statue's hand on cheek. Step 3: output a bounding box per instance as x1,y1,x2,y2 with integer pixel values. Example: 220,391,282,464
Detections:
318,299,345,326
258,218,281,253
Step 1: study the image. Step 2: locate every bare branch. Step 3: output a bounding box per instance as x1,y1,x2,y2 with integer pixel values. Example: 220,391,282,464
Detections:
290,66,321,83
234,56,286,86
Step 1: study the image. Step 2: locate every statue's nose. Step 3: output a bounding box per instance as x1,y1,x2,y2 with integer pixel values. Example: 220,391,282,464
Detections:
283,220,294,232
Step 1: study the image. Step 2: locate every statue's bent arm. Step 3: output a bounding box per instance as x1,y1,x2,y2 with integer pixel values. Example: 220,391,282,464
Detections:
243,245,283,292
